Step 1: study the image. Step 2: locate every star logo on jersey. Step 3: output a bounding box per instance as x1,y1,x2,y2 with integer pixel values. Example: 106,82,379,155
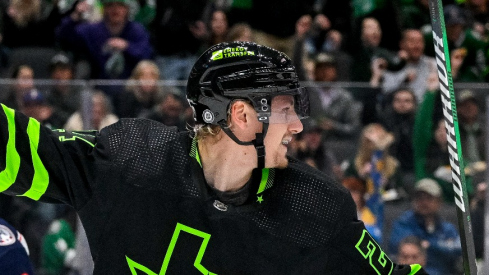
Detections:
256,195,264,203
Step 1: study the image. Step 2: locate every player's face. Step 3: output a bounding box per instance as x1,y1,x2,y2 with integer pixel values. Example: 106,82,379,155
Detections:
264,95,303,168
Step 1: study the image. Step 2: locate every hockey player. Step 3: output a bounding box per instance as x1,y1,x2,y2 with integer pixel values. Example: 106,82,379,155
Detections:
0,41,427,274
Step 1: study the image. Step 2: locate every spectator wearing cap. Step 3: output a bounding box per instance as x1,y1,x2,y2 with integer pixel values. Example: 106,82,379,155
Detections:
45,52,81,123
388,178,462,275
21,89,67,129
308,53,362,163
56,0,153,81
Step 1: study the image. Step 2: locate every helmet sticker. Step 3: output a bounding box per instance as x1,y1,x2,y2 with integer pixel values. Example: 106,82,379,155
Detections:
0,225,15,246
202,109,215,123
211,47,255,61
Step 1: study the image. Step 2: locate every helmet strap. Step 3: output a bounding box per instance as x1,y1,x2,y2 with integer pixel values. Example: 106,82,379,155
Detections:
218,120,268,170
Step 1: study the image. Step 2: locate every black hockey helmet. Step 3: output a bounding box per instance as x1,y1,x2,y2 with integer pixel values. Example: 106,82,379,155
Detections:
186,41,309,169
186,41,309,126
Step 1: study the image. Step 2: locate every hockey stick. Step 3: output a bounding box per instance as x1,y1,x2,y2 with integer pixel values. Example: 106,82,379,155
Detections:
427,0,478,274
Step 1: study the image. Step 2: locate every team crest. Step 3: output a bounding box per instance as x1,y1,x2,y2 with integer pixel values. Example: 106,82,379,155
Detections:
0,225,15,246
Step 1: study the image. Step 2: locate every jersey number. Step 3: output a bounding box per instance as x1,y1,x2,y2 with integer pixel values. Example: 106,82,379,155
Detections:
355,229,394,275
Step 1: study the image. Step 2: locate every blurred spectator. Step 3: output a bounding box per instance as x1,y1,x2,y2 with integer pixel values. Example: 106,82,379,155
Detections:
117,59,162,118
388,178,462,275
64,90,119,131
291,13,313,81
350,0,402,51
460,0,489,40
424,4,488,82
21,88,67,129
399,0,432,30
226,22,254,42
150,0,207,80
308,53,362,163
470,181,486,262
142,91,189,131
60,0,157,27
350,17,407,125
396,235,427,267
1,64,35,110
303,14,353,81
381,29,437,105
40,207,78,275
456,89,486,164
203,9,229,48
342,123,404,201
470,181,487,262
351,17,406,83
71,217,94,275
233,0,315,58
130,0,156,29
312,0,353,47
0,217,35,275
342,176,383,243
1,0,63,49
45,52,81,123
288,118,340,179
56,0,154,81
413,80,475,203
378,88,417,197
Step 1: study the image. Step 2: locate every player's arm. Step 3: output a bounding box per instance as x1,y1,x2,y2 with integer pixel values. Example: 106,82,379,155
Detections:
0,104,100,208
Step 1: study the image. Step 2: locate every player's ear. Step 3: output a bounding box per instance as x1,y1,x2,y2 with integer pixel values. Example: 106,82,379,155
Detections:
229,100,253,130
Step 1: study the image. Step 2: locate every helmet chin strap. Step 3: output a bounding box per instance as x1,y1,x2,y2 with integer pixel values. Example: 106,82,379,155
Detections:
218,121,269,170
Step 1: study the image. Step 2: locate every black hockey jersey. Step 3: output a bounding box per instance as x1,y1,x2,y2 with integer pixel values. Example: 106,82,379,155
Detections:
0,104,426,274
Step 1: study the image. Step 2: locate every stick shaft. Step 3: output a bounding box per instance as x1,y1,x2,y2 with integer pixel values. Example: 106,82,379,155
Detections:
427,1,478,274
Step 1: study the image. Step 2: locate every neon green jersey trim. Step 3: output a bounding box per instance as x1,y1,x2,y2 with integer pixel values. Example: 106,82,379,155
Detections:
0,105,20,192
189,138,202,167
20,118,49,200
126,223,217,275
409,264,422,274
257,168,269,194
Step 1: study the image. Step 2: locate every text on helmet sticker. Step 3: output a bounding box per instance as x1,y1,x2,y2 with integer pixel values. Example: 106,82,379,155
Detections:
211,47,255,61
